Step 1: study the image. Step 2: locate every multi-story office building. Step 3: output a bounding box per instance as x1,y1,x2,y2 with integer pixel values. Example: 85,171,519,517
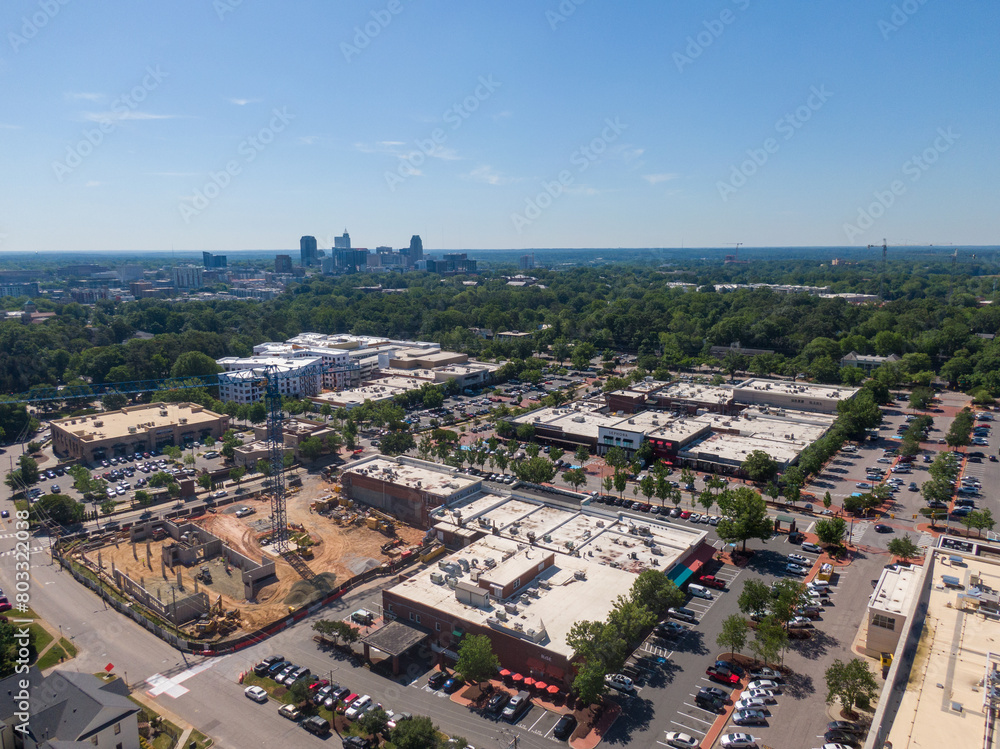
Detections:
0,282,39,298
300,235,318,267
202,251,228,268
334,231,351,249
274,254,293,273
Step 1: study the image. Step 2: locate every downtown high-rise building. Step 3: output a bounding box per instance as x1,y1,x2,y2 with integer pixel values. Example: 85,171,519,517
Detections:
334,231,351,250
275,254,293,274
300,235,318,266
408,235,423,263
202,251,227,269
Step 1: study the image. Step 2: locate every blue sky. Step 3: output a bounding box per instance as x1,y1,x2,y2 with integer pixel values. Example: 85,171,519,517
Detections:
1,0,997,253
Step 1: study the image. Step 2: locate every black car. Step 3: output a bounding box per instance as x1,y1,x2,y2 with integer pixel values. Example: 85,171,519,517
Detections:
827,721,865,735
715,659,745,677
484,692,507,718
698,686,729,702
825,730,861,747
302,715,331,736
553,714,577,740
427,671,448,689
253,655,285,676
695,692,725,711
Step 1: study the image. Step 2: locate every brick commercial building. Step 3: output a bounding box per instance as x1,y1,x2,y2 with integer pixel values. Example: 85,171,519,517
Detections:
51,402,229,463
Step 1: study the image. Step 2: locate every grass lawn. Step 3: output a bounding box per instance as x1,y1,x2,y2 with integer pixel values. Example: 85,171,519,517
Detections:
36,642,67,670
29,622,54,655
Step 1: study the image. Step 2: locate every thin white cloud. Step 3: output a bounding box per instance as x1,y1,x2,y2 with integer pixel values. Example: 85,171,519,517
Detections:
228,97,261,106
354,140,461,162
643,173,680,185
146,172,198,177
492,110,512,121
84,180,104,187
464,165,517,185
82,111,181,123
66,92,104,101
0,123,22,130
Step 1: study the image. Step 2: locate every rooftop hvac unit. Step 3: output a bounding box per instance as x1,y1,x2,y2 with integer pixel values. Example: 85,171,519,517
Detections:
519,594,530,605
458,558,470,571
582,529,591,538
487,615,499,626
430,572,445,585
543,534,552,542
526,627,536,637
528,587,539,597
470,570,481,582
94,420,103,427
485,557,497,568
446,576,458,589
574,570,587,580
512,622,524,631
438,560,450,570
496,609,508,621
502,550,514,560
128,426,137,434
538,579,551,589
504,603,519,614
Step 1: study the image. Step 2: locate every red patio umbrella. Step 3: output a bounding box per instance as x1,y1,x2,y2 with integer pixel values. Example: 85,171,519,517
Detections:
499,669,511,678
534,681,548,692
522,677,536,687
546,684,561,695
511,673,523,682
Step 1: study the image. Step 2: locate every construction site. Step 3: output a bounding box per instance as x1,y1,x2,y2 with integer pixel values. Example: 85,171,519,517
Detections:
73,471,427,640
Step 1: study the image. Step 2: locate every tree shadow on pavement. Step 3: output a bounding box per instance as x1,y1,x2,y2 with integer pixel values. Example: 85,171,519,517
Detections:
638,658,682,690
781,669,816,700
790,628,839,661
600,696,655,745
671,629,710,657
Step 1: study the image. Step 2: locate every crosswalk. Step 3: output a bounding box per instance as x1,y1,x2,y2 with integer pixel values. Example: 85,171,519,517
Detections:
0,545,46,558
848,521,870,545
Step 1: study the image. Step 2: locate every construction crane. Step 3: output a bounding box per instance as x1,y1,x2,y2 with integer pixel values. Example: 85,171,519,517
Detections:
2,362,341,555
878,239,888,301
724,243,746,265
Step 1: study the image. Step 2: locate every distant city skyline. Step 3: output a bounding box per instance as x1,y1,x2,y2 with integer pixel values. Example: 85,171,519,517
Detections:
2,1,997,252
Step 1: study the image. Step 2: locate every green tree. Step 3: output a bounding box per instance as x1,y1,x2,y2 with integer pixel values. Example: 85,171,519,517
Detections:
639,473,656,503
455,634,500,686
197,473,212,491
629,569,684,615
572,660,609,707
574,445,590,464
716,486,774,552
738,578,772,618
887,534,921,562
717,614,749,657
567,619,627,674
170,351,221,379
100,499,116,516
972,508,996,538
229,465,246,486
741,449,778,483
565,467,587,492
298,436,325,462
751,616,787,666
815,517,847,547
134,490,151,506
17,455,39,485
418,435,434,461
549,447,565,463
357,707,390,738
823,491,833,511
602,475,614,496
390,715,443,749
30,494,84,525
380,432,416,456
825,658,879,716
613,471,627,499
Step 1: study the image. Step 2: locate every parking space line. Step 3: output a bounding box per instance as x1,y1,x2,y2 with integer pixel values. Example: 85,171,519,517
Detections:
679,707,714,724
669,720,706,736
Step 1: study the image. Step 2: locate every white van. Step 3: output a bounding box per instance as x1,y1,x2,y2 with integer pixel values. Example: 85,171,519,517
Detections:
345,695,372,720
688,584,713,600
801,542,822,553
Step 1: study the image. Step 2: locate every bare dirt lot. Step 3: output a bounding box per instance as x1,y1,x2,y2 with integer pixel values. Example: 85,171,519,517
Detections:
86,470,426,635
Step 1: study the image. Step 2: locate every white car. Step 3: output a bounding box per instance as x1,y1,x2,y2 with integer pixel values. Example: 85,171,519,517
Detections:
244,685,268,703
720,734,758,749
604,673,635,693
745,688,777,703
345,694,373,720
745,679,781,692
787,554,810,565
855,482,873,489
785,563,807,576
689,513,702,523
664,732,699,749
733,696,768,712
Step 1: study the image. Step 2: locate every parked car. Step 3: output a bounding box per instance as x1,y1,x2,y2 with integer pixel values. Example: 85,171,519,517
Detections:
253,655,284,676
427,671,448,689
749,667,783,682
706,666,740,685
699,686,729,702
484,692,507,718
733,696,768,712
278,703,301,721
785,563,807,575
663,732,700,748
502,691,531,722
604,673,635,693
733,709,767,726
746,679,781,692
719,734,759,749
301,715,330,736
656,621,686,637
746,689,778,703
698,575,726,590
787,553,810,565
553,714,578,740
345,695,373,720
244,685,268,703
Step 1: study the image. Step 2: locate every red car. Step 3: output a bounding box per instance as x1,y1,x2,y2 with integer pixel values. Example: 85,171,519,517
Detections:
679,510,691,519
699,575,726,590
706,666,740,685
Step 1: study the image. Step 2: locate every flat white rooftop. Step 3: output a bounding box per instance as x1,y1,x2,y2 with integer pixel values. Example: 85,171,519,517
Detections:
659,383,735,404
869,564,921,616
681,432,802,466
387,535,641,659
734,378,859,402
345,457,480,498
